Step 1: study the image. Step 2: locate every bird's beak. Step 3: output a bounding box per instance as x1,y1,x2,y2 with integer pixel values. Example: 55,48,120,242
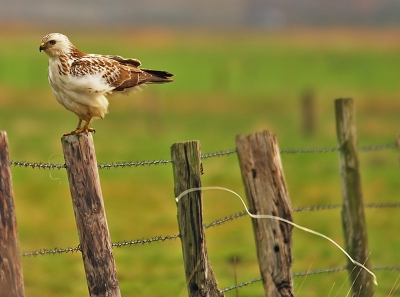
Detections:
39,43,45,52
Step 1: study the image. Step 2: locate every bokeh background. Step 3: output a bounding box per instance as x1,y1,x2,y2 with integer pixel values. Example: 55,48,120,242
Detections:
0,1,399,296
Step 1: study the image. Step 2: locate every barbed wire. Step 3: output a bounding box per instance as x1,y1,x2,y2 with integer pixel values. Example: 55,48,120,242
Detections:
111,234,180,248
204,211,247,229
15,143,400,256
98,159,172,169
11,140,399,293
20,200,400,258
8,141,397,170
293,204,342,212
220,276,262,293
220,265,400,293
20,234,182,258
280,142,398,154
10,160,66,170
20,246,81,257
365,202,400,209
358,143,398,152
280,147,339,154
201,148,238,159
293,202,400,212
20,211,246,258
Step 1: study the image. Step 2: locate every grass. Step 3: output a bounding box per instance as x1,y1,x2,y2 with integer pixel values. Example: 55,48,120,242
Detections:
0,26,400,296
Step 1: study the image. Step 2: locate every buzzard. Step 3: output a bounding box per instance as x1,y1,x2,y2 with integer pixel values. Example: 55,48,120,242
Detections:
39,33,173,135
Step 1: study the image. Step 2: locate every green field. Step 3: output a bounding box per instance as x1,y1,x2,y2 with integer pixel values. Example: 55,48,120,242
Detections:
0,27,399,296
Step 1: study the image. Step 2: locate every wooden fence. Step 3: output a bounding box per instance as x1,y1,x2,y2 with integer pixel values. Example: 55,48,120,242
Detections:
0,98,378,297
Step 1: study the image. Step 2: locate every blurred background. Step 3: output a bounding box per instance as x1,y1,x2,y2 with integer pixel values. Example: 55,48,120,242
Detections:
2,0,400,28
0,1,399,296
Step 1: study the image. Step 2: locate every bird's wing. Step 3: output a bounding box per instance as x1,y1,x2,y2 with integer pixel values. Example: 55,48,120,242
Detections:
104,55,142,67
70,55,143,91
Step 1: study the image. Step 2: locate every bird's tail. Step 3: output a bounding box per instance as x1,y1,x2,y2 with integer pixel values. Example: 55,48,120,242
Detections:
140,69,174,84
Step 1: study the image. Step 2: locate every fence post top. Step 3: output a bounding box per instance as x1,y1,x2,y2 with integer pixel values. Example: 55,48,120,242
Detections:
61,132,93,142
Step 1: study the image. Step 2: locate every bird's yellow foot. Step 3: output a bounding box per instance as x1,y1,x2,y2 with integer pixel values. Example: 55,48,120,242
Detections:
63,127,96,136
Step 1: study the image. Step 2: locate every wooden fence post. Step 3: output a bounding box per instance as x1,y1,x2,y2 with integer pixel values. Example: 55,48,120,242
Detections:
301,87,315,137
171,141,223,297
0,131,25,297
62,133,120,297
236,130,294,297
335,98,374,297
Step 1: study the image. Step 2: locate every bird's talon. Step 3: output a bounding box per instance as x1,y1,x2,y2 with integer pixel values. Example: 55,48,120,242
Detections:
63,130,76,136
63,127,95,136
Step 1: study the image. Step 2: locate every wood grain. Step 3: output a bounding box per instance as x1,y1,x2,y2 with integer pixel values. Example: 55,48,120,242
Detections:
0,131,25,297
62,133,120,297
335,98,374,297
236,131,294,297
171,141,223,297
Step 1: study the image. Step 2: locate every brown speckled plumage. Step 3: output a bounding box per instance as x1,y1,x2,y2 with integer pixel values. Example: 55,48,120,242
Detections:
39,33,173,135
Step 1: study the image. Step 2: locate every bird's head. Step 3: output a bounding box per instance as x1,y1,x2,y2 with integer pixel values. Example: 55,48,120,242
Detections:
39,33,73,57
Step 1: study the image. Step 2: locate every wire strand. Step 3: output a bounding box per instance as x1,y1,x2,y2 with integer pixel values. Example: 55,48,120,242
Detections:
221,265,400,293
9,141,397,170
175,186,378,286
20,201,400,257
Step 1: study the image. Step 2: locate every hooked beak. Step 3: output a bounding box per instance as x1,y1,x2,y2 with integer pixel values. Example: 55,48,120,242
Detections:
39,43,45,52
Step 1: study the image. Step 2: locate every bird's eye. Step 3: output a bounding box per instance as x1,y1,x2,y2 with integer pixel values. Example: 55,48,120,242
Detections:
49,40,56,45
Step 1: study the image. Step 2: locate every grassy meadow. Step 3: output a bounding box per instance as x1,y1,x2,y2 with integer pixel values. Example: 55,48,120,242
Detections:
0,27,399,296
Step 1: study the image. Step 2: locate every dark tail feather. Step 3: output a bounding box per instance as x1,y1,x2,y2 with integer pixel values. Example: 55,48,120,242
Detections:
140,69,174,84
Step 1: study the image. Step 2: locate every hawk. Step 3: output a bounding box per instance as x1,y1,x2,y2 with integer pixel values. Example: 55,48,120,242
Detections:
39,33,173,135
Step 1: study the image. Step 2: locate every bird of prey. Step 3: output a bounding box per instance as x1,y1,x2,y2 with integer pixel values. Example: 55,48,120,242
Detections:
39,33,173,135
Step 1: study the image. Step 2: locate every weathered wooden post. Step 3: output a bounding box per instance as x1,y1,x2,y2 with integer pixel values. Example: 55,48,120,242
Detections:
301,87,315,137
62,133,120,297
236,130,294,297
171,140,223,297
335,98,374,297
0,131,25,297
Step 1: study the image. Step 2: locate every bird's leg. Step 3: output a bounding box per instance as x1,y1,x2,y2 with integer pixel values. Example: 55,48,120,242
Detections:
63,119,95,136
76,119,82,129
81,119,95,134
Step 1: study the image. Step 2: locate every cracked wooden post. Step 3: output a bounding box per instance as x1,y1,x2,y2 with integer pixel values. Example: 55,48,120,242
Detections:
236,130,294,297
335,98,374,297
0,131,25,297
171,140,223,297
62,133,120,297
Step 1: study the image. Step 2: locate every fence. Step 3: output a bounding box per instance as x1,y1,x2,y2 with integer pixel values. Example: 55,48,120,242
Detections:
0,98,399,297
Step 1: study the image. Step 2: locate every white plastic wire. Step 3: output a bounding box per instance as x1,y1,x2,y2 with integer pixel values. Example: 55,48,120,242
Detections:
176,186,378,286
